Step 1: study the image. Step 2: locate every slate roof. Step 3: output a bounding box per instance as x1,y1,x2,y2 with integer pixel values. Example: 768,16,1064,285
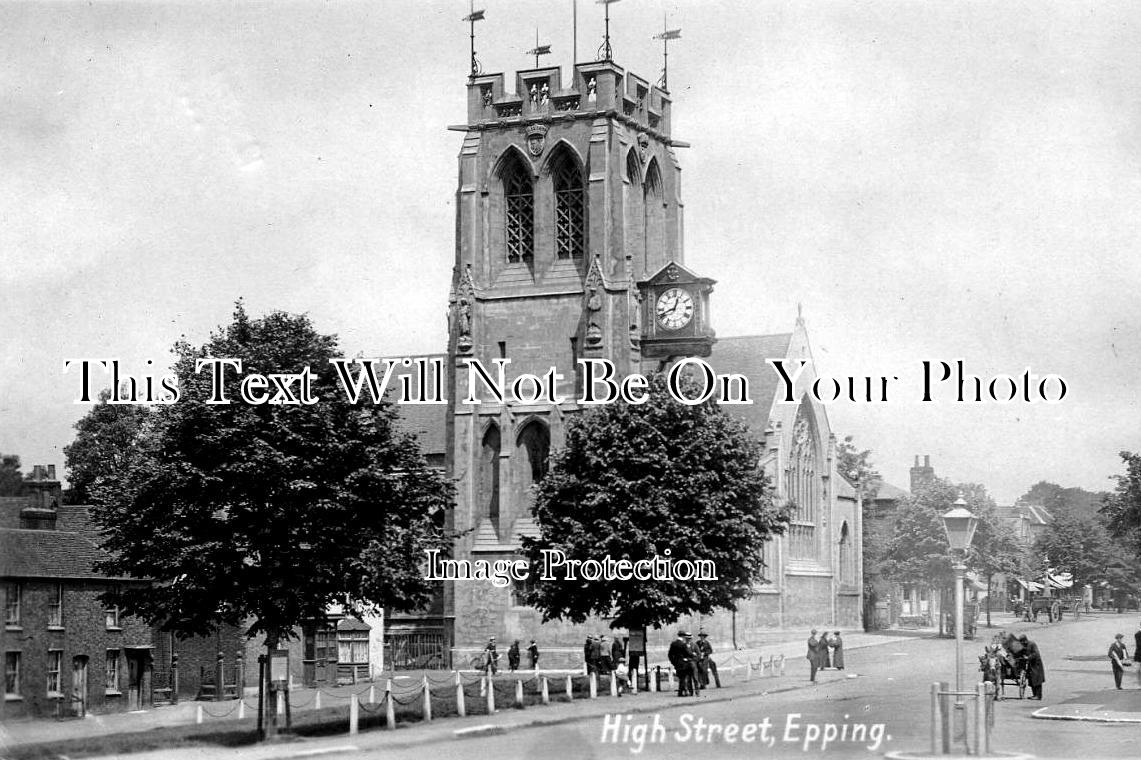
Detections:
0,527,127,580
706,333,794,439
875,481,910,502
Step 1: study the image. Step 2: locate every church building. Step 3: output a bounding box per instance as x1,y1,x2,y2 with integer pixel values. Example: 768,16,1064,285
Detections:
386,29,861,665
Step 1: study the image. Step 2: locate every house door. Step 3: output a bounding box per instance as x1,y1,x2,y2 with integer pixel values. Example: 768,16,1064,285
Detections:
71,656,88,717
125,649,150,710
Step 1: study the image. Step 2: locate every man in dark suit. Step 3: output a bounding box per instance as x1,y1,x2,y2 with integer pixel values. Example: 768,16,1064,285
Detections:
668,630,694,697
1019,634,1045,699
1109,633,1130,689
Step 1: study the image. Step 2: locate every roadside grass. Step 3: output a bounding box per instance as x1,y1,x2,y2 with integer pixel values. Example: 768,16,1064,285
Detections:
5,674,614,759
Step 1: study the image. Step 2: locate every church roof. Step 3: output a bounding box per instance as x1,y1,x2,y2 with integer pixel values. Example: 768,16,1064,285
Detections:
706,333,794,439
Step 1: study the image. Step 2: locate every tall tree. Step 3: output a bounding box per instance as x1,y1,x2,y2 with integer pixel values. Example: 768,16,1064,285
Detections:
1102,451,1141,560
0,454,27,496
63,388,152,504
521,372,789,632
91,304,452,734
835,434,889,631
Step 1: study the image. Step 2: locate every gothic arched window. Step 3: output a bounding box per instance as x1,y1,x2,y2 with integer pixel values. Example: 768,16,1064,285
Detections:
550,149,585,259
501,153,533,263
785,404,820,559
480,424,501,529
516,420,550,488
643,160,665,268
839,522,854,584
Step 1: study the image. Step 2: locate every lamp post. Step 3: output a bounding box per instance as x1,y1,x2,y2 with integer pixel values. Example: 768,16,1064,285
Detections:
942,497,978,699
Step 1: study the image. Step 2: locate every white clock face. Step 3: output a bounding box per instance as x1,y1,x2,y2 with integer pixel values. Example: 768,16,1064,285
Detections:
656,287,695,330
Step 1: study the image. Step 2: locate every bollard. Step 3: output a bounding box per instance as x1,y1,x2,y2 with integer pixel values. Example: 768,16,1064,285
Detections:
930,682,941,756
455,671,466,717
349,695,359,735
541,676,550,705
667,667,674,689
779,655,786,676
276,690,284,716
649,667,657,693
514,678,524,707
368,684,376,704
385,682,396,730
486,674,496,714
589,672,597,699
196,704,203,724
565,674,573,701
215,651,225,702
238,699,245,720
422,675,432,722
631,671,637,695
609,673,618,697
975,682,989,755
315,690,321,710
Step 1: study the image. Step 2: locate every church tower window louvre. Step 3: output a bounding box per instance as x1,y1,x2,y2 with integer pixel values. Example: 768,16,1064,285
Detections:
786,405,820,559
550,149,585,260
501,153,534,263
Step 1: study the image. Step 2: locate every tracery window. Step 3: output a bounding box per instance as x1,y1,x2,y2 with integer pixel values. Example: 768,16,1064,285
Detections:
551,150,585,259
502,154,534,263
785,405,819,559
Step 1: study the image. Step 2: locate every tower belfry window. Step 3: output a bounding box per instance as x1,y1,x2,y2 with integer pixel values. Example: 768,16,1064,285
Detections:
502,155,534,263
551,151,585,259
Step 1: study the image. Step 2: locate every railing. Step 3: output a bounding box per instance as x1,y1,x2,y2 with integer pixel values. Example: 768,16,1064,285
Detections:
930,681,994,756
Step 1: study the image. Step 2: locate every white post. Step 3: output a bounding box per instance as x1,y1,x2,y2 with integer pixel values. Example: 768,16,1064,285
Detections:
385,682,396,730
238,699,245,719
195,704,203,724
455,671,465,717
930,682,941,756
486,674,496,714
609,673,618,697
541,676,550,704
779,654,786,677
565,674,573,701
276,690,284,716
514,677,524,707
349,695,359,735
975,682,988,755
649,666,656,692
422,675,432,722
368,683,376,704
745,659,752,682
667,667,674,689
589,672,597,699
315,690,321,710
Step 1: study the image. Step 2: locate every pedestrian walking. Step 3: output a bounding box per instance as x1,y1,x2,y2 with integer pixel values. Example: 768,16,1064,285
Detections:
807,628,826,682
1109,633,1131,690
527,639,540,670
697,630,721,687
507,640,520,672
1019,634,1045,699
668,630,696,697
831,631,845,670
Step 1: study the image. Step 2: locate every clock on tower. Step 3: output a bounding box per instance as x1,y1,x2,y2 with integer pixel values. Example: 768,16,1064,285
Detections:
638,262,716,359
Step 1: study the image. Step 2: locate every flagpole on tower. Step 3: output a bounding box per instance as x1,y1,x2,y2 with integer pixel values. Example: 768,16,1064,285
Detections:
597,0,621,62
652,16,682,91
526,29,552,69
463,1,486,78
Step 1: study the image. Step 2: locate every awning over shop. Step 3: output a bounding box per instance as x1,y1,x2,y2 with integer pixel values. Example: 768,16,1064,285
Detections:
1017,579,1044,591
1046,572,1073,589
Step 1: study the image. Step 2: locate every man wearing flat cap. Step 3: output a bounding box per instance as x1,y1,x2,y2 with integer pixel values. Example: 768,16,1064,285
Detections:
668,630,695,697
1109,633,1130,690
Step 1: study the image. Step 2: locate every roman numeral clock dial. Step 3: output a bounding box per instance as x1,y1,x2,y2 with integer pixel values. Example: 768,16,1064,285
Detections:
655,287,695,330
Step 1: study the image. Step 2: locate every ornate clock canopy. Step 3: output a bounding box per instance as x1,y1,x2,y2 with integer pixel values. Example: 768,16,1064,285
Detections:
637,261,716,359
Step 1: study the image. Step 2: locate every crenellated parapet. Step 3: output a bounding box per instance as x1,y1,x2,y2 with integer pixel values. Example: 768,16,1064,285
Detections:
466,61,673,141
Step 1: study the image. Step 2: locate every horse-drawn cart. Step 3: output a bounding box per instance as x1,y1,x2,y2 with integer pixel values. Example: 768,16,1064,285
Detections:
980,635,1028,699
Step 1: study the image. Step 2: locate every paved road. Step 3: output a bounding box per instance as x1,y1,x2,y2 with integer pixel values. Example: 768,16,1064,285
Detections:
370,614,1141,759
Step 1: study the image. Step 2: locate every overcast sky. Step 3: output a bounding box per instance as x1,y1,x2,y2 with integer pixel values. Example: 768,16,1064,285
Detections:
2,0,1139,503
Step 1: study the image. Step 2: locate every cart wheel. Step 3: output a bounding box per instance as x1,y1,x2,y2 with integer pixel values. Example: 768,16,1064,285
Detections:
1051,601,1061,621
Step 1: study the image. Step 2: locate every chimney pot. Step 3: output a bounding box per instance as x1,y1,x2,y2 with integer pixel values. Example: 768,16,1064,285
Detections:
47,464,56,479
924,455,930,468
913,456,919,467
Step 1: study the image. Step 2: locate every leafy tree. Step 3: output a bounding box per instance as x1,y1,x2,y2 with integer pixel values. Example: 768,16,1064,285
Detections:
971,506,1030,627
1102,451,1141,560
91,304,452,733
1033,509,1114,589
1020,480,1108,521
63,389,152,504
0,454,27,496
520,372,789,632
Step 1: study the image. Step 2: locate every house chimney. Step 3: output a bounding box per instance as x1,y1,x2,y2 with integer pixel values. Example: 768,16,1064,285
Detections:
909,455,935,494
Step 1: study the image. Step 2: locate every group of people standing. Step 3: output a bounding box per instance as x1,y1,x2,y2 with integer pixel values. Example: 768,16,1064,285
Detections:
667,629,722,697
480,637,540,674
806,629,845,682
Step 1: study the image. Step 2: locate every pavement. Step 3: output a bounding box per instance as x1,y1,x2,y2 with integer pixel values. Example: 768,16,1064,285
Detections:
0,627,925,757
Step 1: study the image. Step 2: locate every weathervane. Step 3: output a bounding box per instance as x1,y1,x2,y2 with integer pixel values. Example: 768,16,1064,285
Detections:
463,1,486,77
526,29,552,69
596,0,621,62
652,16,681,90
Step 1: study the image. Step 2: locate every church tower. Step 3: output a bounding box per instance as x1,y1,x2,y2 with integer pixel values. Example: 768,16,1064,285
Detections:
442,42,714,647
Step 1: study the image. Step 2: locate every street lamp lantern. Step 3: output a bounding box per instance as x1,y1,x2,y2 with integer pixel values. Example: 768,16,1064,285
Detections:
940,495,978,704
941,497,978,553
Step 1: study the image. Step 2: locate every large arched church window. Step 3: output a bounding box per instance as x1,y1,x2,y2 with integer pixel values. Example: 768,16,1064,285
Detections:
480,424,501,530
550,148,585,259
785,404,820,559
839,521,854,584
501,152,534,263
516,420,550,490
